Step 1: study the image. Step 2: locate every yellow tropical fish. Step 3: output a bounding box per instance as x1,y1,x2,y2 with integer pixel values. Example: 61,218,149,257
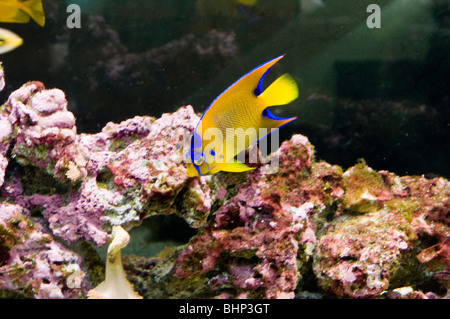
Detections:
0,27,23,55
186,55,298,177
234,0,258,5
0,0,45,27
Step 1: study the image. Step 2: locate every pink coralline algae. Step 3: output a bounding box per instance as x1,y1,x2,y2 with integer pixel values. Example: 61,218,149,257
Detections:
0,82,106,246
0,202,87,298
314,209,410,297
312,165,450,298
0,81,206,250
0,79,448,299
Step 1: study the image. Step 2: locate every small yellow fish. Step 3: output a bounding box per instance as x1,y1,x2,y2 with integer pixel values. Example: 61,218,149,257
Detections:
186,55,298,177
0,27,23,55
0,0,45,27
234,0,258,5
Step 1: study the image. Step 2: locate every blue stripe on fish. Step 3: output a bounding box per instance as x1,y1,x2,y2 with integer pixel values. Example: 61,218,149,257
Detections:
262,108,293,121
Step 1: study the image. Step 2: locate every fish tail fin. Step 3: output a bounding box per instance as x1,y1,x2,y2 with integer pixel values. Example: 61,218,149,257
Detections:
259,73,298,107
21,0,45,26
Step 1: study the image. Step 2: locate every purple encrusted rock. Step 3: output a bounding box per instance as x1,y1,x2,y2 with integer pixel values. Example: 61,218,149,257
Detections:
0,75,448,299
31,89,68,114
0,202,87,298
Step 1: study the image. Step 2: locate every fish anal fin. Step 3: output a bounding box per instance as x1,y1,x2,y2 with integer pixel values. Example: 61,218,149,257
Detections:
261,108,297,130
222,160,255,173
259,73,298,107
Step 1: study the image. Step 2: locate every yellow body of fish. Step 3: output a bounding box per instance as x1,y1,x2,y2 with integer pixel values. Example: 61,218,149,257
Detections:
186,55,298,177
0,27,23,54
0,0,45,26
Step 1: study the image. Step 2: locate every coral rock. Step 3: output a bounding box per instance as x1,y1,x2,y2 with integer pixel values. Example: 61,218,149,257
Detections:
0,78,448,299
0,203,87,298
313,209,410,298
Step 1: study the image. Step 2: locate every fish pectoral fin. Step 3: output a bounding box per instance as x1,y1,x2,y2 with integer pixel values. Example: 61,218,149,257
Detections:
222,160,255,173
259,73,298,107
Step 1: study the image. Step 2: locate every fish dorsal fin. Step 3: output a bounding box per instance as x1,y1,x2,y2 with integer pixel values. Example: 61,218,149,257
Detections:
258,73,298,107
207,55,285,115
